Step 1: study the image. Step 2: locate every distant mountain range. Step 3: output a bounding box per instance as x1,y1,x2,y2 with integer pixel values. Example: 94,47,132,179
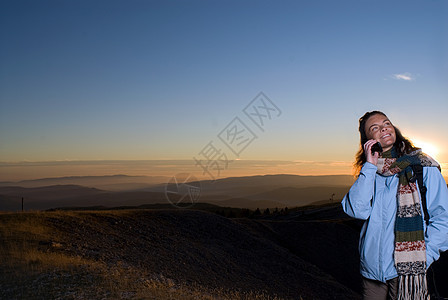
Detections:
0,174,354,211
0,174,170,190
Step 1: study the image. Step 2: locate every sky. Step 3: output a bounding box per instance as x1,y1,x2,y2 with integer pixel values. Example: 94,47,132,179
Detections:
1,0,447,181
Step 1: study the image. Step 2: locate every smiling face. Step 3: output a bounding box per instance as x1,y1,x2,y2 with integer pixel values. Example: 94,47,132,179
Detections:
364,113,396,152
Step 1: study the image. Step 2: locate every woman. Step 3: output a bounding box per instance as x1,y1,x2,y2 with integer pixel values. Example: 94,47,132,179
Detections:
341,111,448,300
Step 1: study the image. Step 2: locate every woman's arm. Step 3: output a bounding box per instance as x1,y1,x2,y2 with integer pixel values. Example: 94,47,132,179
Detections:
424,167,448,267
341,162,377,220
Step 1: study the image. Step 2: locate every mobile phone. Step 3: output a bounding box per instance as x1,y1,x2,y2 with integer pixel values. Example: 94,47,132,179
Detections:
371,142,383,155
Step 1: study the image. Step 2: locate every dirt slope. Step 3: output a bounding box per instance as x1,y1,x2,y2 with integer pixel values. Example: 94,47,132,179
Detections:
0,209,360,299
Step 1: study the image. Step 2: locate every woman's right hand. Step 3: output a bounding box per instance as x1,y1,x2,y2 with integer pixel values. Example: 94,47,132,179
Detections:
364,139,380,166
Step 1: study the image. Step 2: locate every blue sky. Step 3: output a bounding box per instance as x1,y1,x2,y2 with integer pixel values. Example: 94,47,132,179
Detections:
1,0,447,180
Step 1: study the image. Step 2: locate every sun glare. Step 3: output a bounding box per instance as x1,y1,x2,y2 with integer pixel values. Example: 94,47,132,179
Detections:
413,139,439,159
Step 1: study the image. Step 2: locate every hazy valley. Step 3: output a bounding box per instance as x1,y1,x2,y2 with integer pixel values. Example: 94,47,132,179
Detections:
0,174,354,211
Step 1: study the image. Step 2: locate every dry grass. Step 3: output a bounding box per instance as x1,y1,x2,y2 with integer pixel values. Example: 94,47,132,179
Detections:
0,211,285,299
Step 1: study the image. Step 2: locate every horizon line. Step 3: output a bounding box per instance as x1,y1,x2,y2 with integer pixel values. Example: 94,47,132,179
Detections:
0,172,359,183
0,158,320,163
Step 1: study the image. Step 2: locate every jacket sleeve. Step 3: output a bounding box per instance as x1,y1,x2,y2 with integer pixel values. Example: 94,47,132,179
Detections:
424,167,448,267
341,162,377,220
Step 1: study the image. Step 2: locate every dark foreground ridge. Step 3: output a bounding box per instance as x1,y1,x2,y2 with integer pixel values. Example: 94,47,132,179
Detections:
1,207,361,299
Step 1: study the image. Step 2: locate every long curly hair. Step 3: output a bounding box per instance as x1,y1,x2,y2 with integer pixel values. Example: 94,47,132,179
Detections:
353,111,418,175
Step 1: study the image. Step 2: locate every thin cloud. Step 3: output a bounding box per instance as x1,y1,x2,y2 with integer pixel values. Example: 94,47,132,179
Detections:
392,72,414,81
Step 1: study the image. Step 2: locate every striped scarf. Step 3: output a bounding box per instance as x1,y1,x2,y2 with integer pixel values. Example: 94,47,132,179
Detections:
376,147,440,300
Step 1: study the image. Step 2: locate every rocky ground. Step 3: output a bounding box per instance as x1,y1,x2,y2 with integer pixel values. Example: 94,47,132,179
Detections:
1,206,362,299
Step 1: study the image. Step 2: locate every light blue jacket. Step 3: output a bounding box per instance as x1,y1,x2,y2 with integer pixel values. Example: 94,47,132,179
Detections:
341,162,448,283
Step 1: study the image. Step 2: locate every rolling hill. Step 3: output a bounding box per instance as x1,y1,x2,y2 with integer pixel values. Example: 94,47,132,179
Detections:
0,207,361,299
0,185,167,211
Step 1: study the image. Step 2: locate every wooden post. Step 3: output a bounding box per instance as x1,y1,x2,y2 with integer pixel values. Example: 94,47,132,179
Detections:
22,197,24,212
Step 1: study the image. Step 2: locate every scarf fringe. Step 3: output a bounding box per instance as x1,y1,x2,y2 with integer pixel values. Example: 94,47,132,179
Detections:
398,274,430,300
